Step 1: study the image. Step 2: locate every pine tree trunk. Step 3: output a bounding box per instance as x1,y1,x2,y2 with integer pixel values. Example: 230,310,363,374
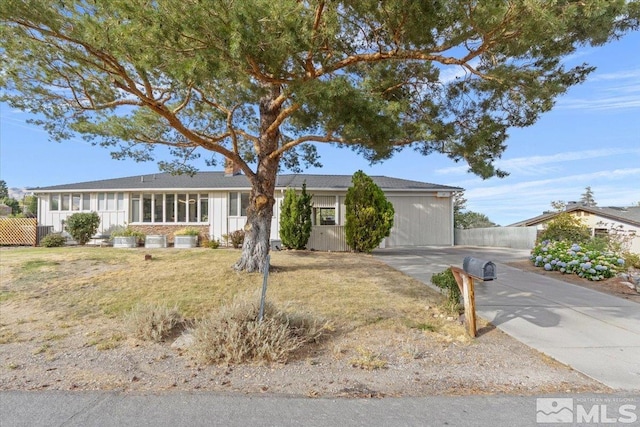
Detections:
233,86,281,272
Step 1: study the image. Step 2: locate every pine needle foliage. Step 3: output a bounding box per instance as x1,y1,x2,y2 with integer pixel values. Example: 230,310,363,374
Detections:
344,171,394,253
279,183,313,250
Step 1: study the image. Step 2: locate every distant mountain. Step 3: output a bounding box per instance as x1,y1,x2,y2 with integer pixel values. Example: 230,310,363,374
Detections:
8,187,30,200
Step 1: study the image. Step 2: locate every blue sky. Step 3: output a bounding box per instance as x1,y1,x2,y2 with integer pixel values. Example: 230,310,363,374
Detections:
1,32,639,226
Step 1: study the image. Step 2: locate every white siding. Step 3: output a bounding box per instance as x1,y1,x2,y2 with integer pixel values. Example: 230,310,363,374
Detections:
308,226,349,251
385,194,453,246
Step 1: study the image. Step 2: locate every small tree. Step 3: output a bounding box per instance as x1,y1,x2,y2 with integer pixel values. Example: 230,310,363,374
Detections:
65,212,101,245
24,195,38,217
539,213,591,244
345,171,394,253
580,186,597,207
1,197,21,215
279,183,313,250
0,180,8,199
456,211,498,229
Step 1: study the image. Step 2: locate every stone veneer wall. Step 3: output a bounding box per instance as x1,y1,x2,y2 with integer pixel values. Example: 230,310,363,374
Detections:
130,225,210,245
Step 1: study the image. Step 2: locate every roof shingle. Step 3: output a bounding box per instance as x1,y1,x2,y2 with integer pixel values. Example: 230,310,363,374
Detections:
30,172,461,193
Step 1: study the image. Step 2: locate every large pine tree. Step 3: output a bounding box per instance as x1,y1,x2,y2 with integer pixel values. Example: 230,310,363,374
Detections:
2,1,638,270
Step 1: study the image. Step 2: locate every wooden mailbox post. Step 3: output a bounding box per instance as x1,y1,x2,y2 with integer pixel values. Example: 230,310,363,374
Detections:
450,266,477,337
451,257,497,338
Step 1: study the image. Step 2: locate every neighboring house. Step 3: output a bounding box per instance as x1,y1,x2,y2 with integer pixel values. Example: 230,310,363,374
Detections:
509,204,640,254
31,170,461,250
0,204,11,218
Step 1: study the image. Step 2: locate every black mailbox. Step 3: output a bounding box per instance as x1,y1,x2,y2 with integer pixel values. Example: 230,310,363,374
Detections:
463,256,497,281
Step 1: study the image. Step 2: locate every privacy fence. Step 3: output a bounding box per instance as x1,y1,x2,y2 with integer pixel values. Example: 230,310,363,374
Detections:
454,226,537,250
0,218,52,246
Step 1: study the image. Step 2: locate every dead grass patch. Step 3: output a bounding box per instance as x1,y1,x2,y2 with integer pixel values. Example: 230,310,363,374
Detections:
190,293,329,364
1,247,458,364
126,303,184,342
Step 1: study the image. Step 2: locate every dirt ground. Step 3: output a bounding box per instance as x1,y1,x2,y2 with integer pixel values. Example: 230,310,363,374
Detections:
2,254,633,397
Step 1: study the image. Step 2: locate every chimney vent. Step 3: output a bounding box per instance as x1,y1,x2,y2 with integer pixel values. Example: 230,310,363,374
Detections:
224,159,242,176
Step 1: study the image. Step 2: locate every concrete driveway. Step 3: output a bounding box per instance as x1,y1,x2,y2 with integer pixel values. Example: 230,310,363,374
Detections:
374,246,640,391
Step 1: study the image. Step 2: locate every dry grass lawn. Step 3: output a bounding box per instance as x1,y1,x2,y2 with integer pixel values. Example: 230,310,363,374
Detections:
0,246,605,396
0,246,444,330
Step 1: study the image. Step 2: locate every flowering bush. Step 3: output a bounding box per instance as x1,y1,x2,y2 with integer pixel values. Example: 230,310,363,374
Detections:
530,240,625,281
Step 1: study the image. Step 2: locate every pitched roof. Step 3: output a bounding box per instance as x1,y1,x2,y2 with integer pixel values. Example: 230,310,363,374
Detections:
509,205,640,228
30,172,461,193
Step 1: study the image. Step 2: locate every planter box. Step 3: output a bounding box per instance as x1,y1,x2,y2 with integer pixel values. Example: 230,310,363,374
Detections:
113,236,138,248
145,235,167,248
174,235,198,248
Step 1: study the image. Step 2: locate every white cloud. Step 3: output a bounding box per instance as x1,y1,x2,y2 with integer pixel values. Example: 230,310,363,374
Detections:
557,67,640,111
590,68,640,82
459,168,640,225
436,148,640,176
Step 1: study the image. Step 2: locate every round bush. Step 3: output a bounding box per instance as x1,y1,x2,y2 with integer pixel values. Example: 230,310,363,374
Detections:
40,233,66,247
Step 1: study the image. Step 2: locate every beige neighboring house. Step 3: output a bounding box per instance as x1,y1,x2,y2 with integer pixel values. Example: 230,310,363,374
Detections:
509,204,640,254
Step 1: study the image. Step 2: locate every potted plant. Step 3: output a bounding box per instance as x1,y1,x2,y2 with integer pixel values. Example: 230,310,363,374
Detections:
111,227,145,248
174,227,200,248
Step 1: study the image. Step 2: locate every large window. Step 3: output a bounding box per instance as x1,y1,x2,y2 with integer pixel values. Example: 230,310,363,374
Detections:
131,193,208,223
50,193,90,211
229,192,250,216
315,207,336,225
97,193,124,211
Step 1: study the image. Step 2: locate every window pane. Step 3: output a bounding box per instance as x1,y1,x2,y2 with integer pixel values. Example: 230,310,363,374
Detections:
177,193,187,222
72,194,81,211
165,194,175,222
62,194,70,210
229,192,238,216
188,194,197,222
51,194,59,211
131,199,140,222
82,194,90,211
98,193,105,211
107,193,115,210
240,193,250,216
199,194,208,222
117,193,124,210
154,194,164,222
317,208,336,225
143,194,152,222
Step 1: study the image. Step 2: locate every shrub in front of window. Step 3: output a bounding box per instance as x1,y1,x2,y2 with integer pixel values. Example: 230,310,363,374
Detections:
279,183,313,250
344,170,394,253
39,233,66,247
65,212,101,245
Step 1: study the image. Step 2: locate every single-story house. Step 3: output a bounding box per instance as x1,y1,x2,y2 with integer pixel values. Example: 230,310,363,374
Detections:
509,203,640,254
31,170,462,250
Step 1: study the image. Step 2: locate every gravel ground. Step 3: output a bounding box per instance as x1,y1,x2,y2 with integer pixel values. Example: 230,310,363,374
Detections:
0,301,607,397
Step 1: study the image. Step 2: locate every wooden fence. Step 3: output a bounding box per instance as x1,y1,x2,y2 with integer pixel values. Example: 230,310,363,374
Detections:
0,218,38,246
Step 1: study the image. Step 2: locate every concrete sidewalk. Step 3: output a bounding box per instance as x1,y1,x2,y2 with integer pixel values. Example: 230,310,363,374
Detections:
374,246,640,391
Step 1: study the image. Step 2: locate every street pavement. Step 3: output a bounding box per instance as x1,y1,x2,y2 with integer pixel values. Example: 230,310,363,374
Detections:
2,390,638,426
374,245,640,391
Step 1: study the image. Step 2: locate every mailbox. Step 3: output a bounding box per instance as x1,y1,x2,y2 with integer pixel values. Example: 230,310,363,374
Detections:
463,256,497,281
